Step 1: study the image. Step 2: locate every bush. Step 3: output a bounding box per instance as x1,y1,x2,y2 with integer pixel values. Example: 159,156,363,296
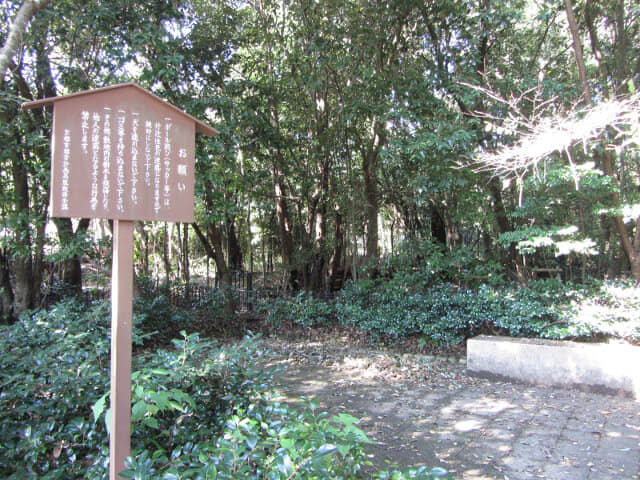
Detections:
257,291,335,328
134,294,193,346
0,300,112,478
122,400,375,479
377,238,506,290
0,299,270,479
0,298,452,479
335,276,640,345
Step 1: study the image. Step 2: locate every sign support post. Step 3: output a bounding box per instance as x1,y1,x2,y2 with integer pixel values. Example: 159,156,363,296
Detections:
110,220,134,479
21,83,218,480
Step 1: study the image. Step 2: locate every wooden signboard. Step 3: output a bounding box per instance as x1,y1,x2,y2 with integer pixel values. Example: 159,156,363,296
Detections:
23,83,217,480
24,83,217,222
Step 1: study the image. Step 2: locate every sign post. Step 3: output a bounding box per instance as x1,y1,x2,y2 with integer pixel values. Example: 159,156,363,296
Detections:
110,220,134,479
22,83,217,479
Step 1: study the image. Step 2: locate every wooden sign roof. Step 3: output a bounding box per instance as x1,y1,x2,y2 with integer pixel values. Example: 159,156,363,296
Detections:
22,82,219,136
22,83,218,222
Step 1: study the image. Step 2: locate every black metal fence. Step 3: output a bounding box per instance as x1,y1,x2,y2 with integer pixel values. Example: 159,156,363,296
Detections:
42,271,331,313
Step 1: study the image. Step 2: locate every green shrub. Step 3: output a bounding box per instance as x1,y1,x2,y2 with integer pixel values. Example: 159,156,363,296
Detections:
134,294,194,346
257,291,334,328
374,466,453,479
122,398,455,479
543,279,640,341
377,238,506,290
122,400,375,479
0,299,271,479
0,298,452,479
335,276,640,345
0,300,112,478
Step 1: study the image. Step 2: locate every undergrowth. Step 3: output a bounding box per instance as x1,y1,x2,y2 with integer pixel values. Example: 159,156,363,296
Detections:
0,298,452,479
258,278,640,346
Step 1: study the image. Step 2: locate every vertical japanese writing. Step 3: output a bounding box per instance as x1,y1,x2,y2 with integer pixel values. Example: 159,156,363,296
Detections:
144,120,152,187
90,112,101,211
153,121,162,213
80,110,90,211
163,118,172,208
61,128,71,210
130,113,140,205
54,97,196,221
116,110,126,213
177,148,188,193
80,110,89,155
102,107,112,210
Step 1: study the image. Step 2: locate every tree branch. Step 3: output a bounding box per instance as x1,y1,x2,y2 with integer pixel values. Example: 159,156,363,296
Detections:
0,0,52,81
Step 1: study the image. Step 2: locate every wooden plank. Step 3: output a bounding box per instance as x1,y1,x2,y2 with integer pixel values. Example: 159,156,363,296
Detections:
110,220,134,479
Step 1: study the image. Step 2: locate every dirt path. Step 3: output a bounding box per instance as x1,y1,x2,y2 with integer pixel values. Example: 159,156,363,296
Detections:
262,337,640,480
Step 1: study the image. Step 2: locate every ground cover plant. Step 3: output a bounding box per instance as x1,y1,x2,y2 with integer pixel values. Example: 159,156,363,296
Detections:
258,245,640,347
0,298,451,479
337,278,640,345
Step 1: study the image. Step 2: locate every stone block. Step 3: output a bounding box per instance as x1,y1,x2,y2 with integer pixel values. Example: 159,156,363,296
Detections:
467,336,640,399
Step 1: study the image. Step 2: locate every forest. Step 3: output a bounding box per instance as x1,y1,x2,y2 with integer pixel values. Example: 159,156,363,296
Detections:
1,0,639,322
1,1,640,478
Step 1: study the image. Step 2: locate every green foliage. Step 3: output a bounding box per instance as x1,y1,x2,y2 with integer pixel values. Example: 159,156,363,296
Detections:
0,297,452,479
334,274,640,346
378,239,506,290
0,299,271,479
539,279,640,341
0,300,112,478
257,291,334,328
374,466,453,479
122,400,375,479
133,294,193,346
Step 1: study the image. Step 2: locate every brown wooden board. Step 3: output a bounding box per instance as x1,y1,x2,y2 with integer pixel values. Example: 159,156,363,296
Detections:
23,83,217,222
22,84,217,479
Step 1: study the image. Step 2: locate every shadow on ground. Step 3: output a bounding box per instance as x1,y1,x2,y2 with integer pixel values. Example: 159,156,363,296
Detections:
263,338,640,480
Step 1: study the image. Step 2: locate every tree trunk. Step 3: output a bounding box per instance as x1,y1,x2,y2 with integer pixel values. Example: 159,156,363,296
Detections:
327,209,345,291
430,205,447,246
226,215,243,271
563,0,640,281
136,223,150,277
11,157,36,315
488,178,526,282
162,222,171,284
52,217,90,290
0,0,52,80
192,221,236,316
181,223,190,283
362,118,385,265
272,158,299,289
0,249,14,322
563,0,592,104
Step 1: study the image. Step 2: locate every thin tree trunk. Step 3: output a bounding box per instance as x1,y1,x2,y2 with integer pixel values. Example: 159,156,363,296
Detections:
182,223,190,283
52,217,90,290
226,216,243,271
563,0,640,281
12,159,35,314
488,178,526,282
362,118,385,265
430,205,447,246
327,209,345,291
272,158,298,289
163,222,171,284
192,222,235,315
563,0,592,104
136,223,150,277
0,249,14,321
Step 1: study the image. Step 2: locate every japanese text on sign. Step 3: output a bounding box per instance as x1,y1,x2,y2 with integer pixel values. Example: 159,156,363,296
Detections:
50,98,195,222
